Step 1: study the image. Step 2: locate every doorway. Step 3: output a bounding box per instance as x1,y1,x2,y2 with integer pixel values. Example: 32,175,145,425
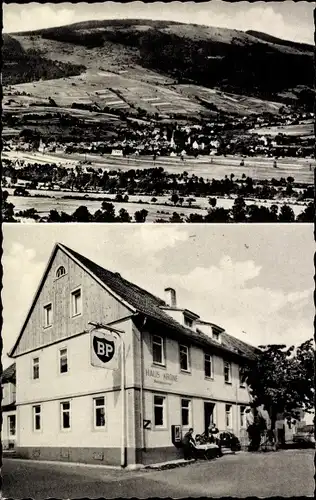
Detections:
204,402,215,434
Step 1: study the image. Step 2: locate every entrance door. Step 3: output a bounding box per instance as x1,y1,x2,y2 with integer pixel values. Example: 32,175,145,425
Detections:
204,402,215,434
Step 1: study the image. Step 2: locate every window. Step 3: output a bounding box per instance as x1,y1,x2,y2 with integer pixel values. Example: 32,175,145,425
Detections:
179,345,190,372
225,404,232,428
56,266,66,278
94,396,106,428
154,395,166,427
8,415,16,437
224,361,232,383
239,367,246,388
204,353,213,379
60,401,71,429
59,348,68,374
212,331,220,341
71,288,82,317
33,357,39,380
152,335,165,365
184,316,193,328
43,303,52,327
240,405,246,428
181,398,191,427
33,405,41,431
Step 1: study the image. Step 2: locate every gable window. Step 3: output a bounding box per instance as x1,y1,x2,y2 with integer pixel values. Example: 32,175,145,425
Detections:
179,344,190,372
33,405,41,431
204,353,213,379
224,361,232,384
59,348,68,374
71,288,82,317
181,398,191,427
154,395,166,428
8,415,16,437
56,266,66,278
33,357,39,380
94,396,106,428
184,317,193,328
43,303,52,328
60,401,71,430
152,335,165,365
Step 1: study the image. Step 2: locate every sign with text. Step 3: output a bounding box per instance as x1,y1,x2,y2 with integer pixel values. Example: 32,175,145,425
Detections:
90,328,120,370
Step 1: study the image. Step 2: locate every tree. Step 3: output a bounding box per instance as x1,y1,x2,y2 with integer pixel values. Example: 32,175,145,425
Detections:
72,205,92,222
296,202,315,223
134,209,148,223
151,197,158,203
208,197,217,208
278,204,295,222
169,212,183,223
232,196,247,222
241,340,315,430
2,191,16,222
117,208,132,223
170,193,179,206
115,193,124,202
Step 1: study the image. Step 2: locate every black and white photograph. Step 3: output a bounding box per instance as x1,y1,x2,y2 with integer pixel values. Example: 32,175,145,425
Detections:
1,223,315,498
1,1,315,499
2,1,315,223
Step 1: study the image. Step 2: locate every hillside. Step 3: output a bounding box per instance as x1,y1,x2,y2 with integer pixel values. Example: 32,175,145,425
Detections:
2,20,314,119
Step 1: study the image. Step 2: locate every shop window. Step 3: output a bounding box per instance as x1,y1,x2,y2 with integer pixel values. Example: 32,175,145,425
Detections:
179,344,190,372
225,404,232,428
33,357,39,380
33,405,41,431
59,348,68,374
181,398,191,427
204,353,213,379
71,288,82,316
94,396,106,428
224,361,232,383
154,395,166,427
61,401,71,430
43,303,52,328
152,335,165,366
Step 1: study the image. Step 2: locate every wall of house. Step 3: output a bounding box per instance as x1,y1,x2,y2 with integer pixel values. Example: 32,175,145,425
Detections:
2,381,16,406
14,248,131,356
142,330,250,404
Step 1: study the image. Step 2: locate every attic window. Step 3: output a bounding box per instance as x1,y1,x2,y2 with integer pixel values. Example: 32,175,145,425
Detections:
56,266,66,278
212,331,220,341
184,317,193,328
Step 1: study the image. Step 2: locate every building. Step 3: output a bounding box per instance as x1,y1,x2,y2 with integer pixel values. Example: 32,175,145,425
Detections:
1,363,17,450
9,243,258,467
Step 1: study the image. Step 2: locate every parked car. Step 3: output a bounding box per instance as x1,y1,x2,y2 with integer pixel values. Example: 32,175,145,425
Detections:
293,425,315,448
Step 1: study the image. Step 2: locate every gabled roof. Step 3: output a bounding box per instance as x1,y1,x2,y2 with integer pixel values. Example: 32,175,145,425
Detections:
9,243,258,361
1,363,16,383
60,245,259,360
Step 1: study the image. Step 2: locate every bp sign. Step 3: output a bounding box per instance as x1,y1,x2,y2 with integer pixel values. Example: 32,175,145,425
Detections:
90,328,120,370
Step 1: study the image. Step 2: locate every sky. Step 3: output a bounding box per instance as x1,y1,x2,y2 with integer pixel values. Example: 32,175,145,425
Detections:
2,223,314,368
3,1,314,44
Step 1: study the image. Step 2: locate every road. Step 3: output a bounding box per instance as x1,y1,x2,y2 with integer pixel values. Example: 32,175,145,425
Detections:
2,449,314,498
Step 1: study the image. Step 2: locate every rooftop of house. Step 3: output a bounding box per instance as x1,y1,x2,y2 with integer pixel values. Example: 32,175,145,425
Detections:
61,244,259,361
1,363,16,384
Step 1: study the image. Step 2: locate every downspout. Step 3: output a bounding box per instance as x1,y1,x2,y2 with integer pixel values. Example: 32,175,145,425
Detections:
140,317,147,451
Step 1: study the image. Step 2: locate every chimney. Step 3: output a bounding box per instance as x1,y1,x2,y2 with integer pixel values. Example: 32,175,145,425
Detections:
164,287,177,308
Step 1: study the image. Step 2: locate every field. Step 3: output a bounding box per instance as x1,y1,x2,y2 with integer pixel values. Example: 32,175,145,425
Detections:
248,122,314,137
8,186,309,222
3,150,314,185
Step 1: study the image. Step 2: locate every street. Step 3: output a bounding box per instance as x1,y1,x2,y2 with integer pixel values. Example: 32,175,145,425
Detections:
2,449,314,498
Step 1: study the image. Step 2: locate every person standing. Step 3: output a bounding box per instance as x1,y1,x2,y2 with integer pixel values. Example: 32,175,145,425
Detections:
182,428,196,460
